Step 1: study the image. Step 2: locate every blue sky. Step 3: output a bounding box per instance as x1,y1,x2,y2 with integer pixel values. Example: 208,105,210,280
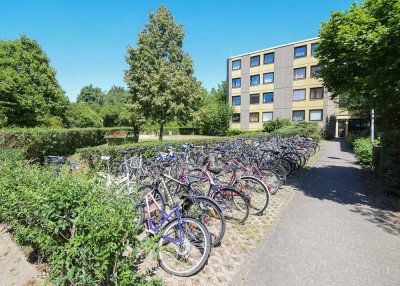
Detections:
1,0,355,101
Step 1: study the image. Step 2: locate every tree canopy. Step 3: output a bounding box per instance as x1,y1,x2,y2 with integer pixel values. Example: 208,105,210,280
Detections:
0,35,69,127
317,0,400,117
76,84,105,105
124,5,203,140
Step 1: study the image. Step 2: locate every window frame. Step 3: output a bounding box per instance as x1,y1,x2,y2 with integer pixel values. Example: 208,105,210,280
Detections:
232,59,241,70
293,89,306,101
262,92,274,104
232,95,241,106
309,109,323,121
250,55,260,67
249,112,260,123
310,87,324,100
232,77,241,88
250,74,260,86
311,65,321,78
311,43,319,55
263,52,274,64
262,112,273,122
292,110,305,121
263,72,274,84
249,93,260,105
294,45,307,58
293,67,307,80
232,113,241,123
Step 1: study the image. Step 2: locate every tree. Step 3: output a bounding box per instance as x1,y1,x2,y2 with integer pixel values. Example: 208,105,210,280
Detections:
100,103,124,127
317,0,400,117
317,0,400,193
124,5,203,140
195,81,233,136
76,84,105,105
0,35,69,127
66,103,102,128
105,86,129,104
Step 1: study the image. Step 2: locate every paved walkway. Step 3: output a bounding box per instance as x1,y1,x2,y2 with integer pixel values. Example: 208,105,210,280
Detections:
232,139,400,286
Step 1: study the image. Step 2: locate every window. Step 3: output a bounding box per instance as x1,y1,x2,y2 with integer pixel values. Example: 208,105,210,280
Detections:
293,89,306,101
232,60,241,70
263,92,273,103
263,72,274,84
264,52,274,64
250,55,260,67
249,112,259,122
294,45,307,58
311,43,319,55
232,78,241,88
294,67,306,80
232,96,241,105
262,112,273,122
232,113,240,123
311,65,321,78
309,109,323,121
250,93,260,104
310,87,324,99
250,74,260,86
292,110,305,121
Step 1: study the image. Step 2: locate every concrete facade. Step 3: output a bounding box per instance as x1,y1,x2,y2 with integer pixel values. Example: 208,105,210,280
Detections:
227,37,342,134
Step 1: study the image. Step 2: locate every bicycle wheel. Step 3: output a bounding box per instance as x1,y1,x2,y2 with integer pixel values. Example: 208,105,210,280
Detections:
235,176,269,215
182,196,226,246
158,217,211,277
259,169,280,195
136,185,166,223
211,187,249,224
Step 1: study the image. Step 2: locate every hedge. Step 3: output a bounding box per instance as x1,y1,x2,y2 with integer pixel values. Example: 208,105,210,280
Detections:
272,122,321,142
0,127,132,161
0,158,162,286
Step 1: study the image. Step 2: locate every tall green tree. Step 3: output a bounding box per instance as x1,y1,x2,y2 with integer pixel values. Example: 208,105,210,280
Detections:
105,86,129,104
0,35,69,127
317,0,400,193
66,103,102,128
317,0,400,117
124,5,203,140
76,84,105,105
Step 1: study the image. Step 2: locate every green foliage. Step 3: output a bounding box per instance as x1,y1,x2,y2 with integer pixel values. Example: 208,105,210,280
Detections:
76,84,106,106
226,129,243,136
272,122,321,141
194,81,233,136
100,103,125,127
66,103,102,128
353,137,374,167
317,0,400,116
0,35,69,127
0,161,157,285
105,86,129,104
263,118,291,133
0,127,131,160
124,5,203,139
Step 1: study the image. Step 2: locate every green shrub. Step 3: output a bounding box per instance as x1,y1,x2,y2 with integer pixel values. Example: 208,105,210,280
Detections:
66,103,102,128
0,127,132,161
272,122,320,138
0,161,158,285
263,118,291,132
226,129,243,136
353,137,374,167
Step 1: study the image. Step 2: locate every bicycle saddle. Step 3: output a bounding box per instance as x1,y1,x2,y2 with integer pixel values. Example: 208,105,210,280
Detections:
207,167,222,175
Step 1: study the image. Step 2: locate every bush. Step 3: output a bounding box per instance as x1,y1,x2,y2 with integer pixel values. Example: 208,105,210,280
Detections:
272,122,320,138
263,118,291,132
196,101,233,136
0,127,132,161
0,160,159,285
226,129,243,136
66,103,102,128
353,137,374,167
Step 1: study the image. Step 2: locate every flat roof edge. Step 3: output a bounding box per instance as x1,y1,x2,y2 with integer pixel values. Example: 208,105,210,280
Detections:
228,37,319,59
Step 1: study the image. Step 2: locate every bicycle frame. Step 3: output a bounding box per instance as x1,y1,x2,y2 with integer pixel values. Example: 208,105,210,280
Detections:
137,186,185,245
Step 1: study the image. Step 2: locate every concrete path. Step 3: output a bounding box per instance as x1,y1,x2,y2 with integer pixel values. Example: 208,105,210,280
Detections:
232,139,400,286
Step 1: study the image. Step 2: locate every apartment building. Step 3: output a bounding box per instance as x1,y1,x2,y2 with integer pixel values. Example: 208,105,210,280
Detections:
227,37,352,136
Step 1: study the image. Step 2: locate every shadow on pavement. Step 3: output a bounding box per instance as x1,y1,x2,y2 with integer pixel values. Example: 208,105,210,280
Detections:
298,163,400,237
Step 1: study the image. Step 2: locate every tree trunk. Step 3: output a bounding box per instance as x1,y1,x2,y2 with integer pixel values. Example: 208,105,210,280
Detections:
133,125,140,143
159,123,164,141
